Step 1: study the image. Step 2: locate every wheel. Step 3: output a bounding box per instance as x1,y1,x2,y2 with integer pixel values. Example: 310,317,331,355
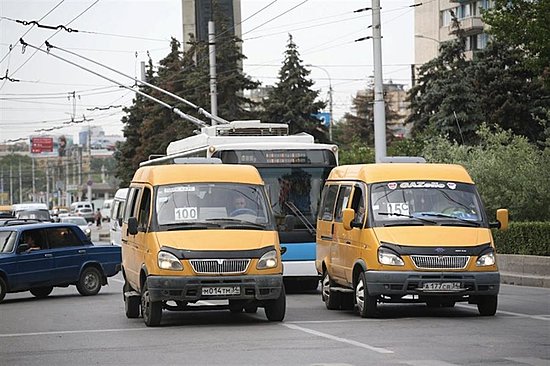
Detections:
0,277,6,303
230,208,256,217
30,286,53,298
229,300,243,313
477,295,498,316
124,279,140,319
355,272,377,318
76,267,102,296
264,285,286,321
321,271,341,310
244,304,258,314
141,281,162,326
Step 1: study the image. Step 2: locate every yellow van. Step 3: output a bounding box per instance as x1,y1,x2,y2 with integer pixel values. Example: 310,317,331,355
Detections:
121,163,285,326
316,163,508,318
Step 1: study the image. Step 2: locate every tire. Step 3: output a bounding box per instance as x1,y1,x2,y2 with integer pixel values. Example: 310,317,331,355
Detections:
264,285,286,322
321,271,341,310
124,279,140,319
229,300,243,313
76,267,102,296
355,272,377,318
141,281,162,327
30,286,53,298
477,295,498,316
0,277,7,303
244,304,258,314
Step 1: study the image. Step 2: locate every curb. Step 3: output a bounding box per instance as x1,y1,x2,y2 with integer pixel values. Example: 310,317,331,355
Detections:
499,254,550,289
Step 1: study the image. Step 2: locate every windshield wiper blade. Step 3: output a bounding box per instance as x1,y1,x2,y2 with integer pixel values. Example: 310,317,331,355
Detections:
205,218,266,229
160,221,221,230
377,212,437,224
420,213,481,226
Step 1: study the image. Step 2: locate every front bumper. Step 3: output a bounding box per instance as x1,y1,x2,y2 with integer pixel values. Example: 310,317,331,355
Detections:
365,271,500,296
147,274,283,302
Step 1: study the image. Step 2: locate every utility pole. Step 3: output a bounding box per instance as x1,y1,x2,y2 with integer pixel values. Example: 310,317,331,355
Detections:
32,157,35,201
18,160,22,203
208,20,218,125
9,164,13,205
372,0,387,162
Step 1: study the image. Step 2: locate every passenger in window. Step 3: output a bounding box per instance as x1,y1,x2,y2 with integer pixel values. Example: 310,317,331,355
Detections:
23,233,41,252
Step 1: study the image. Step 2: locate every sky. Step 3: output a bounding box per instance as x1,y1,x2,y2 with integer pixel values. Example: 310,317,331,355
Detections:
0,0,414,144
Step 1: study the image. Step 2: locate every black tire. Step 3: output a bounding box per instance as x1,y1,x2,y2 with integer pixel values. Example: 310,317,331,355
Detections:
76,267,102,296
30,286,53,298
229,300,243,313
477,295,498,316
264,285,286,322
141,281,162,327
244,304,258,314
0,277,7,303
124,279,140,319
321,271,342,310
355,272,377,318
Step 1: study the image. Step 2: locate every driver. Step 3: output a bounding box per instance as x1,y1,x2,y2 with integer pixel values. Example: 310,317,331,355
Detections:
230,194,250,217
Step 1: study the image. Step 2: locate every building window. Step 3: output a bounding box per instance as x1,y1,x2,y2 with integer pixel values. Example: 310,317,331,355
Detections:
441,9,453,26
458,3,472,19
477,33,489,50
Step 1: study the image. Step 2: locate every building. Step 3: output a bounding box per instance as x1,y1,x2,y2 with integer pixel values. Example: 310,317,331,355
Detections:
414,0,492,67
182,0,242,52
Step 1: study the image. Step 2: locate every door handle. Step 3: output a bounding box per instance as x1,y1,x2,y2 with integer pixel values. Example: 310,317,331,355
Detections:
44,253,53,257
345,241,351,245
78,249,86,254
321,235,333,241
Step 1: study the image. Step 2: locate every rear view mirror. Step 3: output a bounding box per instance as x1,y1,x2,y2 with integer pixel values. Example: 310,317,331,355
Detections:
496,209,508,230
128,217,138,235
342,208,355,231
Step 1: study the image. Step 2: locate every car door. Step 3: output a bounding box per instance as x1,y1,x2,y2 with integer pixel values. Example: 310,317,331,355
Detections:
316,184,338,276
122,187,141,289
341,183,368,284
47,226,88,284
13,229,54,291
134,186,152,280
331,184,353,281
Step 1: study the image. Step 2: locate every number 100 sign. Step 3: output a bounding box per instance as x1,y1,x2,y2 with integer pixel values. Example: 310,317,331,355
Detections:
174,207,198,220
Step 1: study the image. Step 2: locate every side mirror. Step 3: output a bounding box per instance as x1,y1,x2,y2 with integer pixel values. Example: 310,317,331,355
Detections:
128,217,138,235
17,244,29,253
118,217,123,227
496,209,508,230
342,208,355,231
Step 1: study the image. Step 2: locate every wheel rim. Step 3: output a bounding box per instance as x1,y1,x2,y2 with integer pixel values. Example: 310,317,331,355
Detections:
84,272,99,291
142,289,151,321
355,277,365,312
322,274,331,300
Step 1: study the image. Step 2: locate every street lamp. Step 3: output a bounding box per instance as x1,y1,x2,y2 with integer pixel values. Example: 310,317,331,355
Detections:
307,64,333,141
414,34,441,44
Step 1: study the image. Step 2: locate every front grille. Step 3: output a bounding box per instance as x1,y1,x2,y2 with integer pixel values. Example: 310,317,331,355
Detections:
190,259,250,274
411,255,469,269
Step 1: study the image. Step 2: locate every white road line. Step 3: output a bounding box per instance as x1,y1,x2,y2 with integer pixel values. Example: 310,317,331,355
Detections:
400,361,460,366
287,319,393,324
456,304,550,321
282,323,394,354
0,328,153,338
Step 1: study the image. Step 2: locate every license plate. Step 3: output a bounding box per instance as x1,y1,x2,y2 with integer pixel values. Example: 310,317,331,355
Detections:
421,282,461,291
201,286,241,296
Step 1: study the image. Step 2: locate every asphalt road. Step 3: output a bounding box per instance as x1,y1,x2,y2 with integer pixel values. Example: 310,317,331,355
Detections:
0,269,549,366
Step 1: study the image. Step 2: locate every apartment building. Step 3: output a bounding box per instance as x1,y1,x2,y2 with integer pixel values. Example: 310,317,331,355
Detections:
414,0,492,67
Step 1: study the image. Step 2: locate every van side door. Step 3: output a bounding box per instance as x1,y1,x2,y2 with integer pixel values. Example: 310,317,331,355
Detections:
316,184,338,276
134,186,152,279
332,184,353,281
341,183,368,283
122,187,141,289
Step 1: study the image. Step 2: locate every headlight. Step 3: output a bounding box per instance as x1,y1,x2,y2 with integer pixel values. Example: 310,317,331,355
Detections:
378,247,404,266
476,251,496,266
257,250,278,269
158,251,183,271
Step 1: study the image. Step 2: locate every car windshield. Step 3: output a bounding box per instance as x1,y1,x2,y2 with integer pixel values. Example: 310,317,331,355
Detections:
155,183,274,228
0,231,17,253
16,210,50,221
370,181,485,227
62,217,87,225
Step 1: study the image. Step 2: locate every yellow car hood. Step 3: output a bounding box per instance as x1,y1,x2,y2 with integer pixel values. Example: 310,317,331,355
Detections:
373,226,492,247
154,230,278,251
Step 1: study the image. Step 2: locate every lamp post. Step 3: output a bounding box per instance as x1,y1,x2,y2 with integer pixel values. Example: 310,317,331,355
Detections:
307,64,333,141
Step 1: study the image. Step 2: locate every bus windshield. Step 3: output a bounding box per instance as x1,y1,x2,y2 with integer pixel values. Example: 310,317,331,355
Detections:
257,167,334,229
370,181,486,227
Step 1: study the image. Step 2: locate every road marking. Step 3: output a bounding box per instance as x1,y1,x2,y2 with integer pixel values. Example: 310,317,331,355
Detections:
282,323,394,354
287,319,393,324
0,328,153,338
400,361,459,366
456,304,550,321
505,357,550,366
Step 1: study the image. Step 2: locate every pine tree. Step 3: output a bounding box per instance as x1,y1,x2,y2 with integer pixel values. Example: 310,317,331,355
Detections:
261,34,328,142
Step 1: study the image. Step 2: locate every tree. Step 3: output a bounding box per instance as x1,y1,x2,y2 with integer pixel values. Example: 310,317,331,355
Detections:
483,0,550,87
261,34,328,142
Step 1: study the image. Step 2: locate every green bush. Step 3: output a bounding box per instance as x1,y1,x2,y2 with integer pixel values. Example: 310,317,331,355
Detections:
493,222,550,256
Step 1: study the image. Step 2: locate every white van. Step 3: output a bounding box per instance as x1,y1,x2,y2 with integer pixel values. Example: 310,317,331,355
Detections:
109,188,128,246
101,199,113,222
12,203,51,222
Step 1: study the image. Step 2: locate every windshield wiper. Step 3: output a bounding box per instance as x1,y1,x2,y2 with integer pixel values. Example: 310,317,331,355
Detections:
160,221,221,230
419,213,481,227
205,218,266,229
377,212,437,225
